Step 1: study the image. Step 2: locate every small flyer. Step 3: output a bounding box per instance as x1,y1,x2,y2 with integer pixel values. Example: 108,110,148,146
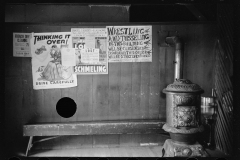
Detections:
30,32,77,90
71,28,108,74
13,33,31,57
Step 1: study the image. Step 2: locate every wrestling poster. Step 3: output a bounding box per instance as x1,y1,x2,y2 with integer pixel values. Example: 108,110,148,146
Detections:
107,26,152,62
13,33,31,57
71,28,108,74
30,32,77,90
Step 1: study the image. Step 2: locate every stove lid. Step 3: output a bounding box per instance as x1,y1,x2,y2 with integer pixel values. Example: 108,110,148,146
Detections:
163,79,204,93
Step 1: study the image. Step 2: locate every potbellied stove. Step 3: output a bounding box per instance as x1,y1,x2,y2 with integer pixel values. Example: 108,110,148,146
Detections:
162,79,208,157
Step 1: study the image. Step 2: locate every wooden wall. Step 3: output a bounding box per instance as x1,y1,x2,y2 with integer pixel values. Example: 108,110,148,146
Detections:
4,23,217,153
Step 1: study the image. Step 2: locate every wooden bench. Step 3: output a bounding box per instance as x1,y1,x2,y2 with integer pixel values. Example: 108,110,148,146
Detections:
23,120,165,156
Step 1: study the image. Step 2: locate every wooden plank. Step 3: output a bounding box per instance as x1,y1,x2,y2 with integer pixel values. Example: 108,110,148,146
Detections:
109,147,121,157
130,147,151,157
165,46,175,84
24,25,45,123
5,4,25,22
92,25,109,121
159,46,167,121
158,24,178,121
22,75,35,124
191,24,216,96
76,75,93,121
58,136,78,149
108,135,120,147
91,5,129,22
119,147,133,157
145,147,157,157
4,77,23,151
119,135,137,147
60,25,78,123
36,25,62,124
23,120,165,136
108,63,121,120
140,62,150,119
93,135,109,147
72,25,93,122
78,135,93,148
92,74,109,120
150,146,163,157
149,25,161,119
51,5,91,23
120,62,132,120
36,25,53,123
131,62,141,119
25,4,52,22
140,134,159,146
5,24,23,77
91,147,110,157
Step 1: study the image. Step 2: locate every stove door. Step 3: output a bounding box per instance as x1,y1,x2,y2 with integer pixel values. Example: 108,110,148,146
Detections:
174,106,198,127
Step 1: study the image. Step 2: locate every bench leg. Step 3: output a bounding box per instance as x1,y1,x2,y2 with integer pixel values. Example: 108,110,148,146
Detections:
26,136,33,157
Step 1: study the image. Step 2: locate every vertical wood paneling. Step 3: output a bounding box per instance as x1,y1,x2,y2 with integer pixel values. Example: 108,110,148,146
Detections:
4,77,23,151
40,26,62,123
108,63,121,120
192,24,216,96
25,4,52,22
4,23,217,151
60,26,78,123
119,61,134,145
22,72,34,124
92,26,109,121
92,74,109,120
93,135,109,147
108,62,121,147
120,63,132,120
131,62,141,119
164,47,175,85
77,75,93,121
5,5,25,22
158,47,167,120
183,24,194,81
75,26,93,122
5,24,22,77
149,25,161,119
51,5,91,23
24,25,45,123
119,134,141,147
91,6,129,22
139,63,150,119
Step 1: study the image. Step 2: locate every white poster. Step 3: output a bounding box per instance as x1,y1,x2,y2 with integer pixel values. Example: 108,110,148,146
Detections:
13,33,31,57
107,26,152,62
71,28,108,74
31,32,77,90
61,48,76,66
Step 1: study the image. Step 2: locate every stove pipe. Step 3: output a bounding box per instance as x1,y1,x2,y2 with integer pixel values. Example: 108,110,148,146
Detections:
165,36,183,80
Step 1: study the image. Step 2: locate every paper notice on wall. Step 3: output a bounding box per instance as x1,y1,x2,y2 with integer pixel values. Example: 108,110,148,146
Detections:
30,32,77,90
85,35,95,48
61,48,76,66
81,48,99,63
13,33,31,57
71,28,108,74
106,26,152,62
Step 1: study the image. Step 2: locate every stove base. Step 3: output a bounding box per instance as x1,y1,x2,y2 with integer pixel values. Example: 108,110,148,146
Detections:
162,139,209,157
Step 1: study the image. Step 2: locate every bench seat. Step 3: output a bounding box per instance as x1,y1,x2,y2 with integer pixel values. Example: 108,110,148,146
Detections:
23,120,166,156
